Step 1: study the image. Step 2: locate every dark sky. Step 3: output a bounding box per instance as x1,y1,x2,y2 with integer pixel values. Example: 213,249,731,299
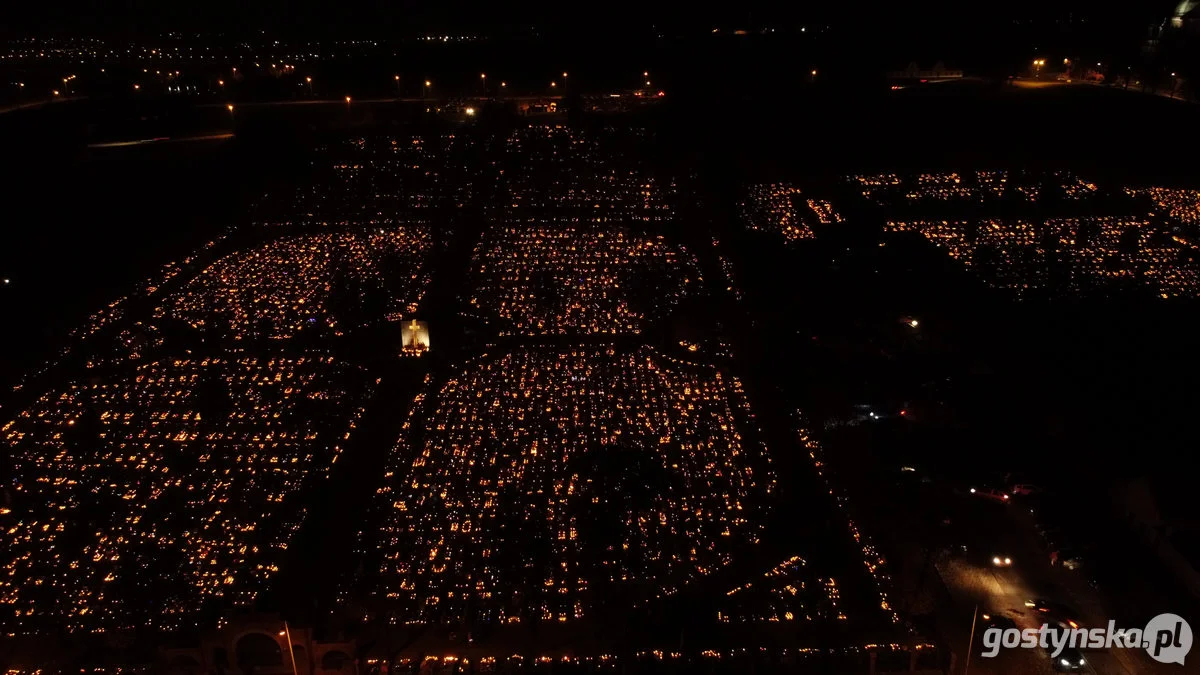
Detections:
2,1,1177,37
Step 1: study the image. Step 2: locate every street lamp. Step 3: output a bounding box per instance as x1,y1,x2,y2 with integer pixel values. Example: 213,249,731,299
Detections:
394,74,400,94
550,81,557,89
281,623,299,675
305,76,313,95
345,95,352,104
424,80,431,98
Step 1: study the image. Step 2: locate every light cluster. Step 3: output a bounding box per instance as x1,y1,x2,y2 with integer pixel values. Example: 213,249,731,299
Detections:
716,556,847,623
374,347,774,625
159,229,433,338
795,419,899,625
1127,186,1200,226
254,135,480,227
740,184,842,241
464,224,701,335
885,217,1200,298
849,170,1096,204
0,355,372,633
497,126,676,223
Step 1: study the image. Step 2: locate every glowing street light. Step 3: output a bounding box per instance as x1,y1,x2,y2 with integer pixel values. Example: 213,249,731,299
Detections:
218,79,224,87
394,74,401,94
132,83,140,90
465,106,476,116
305,76,313,95
423,80,431,98
345,95,352,104
550,81,557,88
227,103,234,112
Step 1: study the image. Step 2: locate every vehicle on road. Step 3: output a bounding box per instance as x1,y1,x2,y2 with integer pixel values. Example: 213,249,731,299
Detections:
969,486,1010,503
1025,599,1082,627
991,554,1013,567
980,611,1017,630
1047,645,1087,672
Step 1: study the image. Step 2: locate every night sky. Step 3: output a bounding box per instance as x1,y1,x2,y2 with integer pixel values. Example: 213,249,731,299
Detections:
2,1,1176,38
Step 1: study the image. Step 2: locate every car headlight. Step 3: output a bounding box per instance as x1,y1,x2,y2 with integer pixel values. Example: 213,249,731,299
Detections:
1060,658,1070,666
993,556,1002,565
1004,557,1012,565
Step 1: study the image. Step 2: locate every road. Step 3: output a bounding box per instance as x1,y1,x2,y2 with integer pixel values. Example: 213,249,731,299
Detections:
199,94,564,108
934,493,1183,675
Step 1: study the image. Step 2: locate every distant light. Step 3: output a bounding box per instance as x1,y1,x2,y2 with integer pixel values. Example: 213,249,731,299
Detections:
562,72,568,78
2,278,10,284
909,319,919,327
345,95,351,103
500,81,507,87
811,69,817,76
657,90,665,97
394,74,400,80
217,80,224,86
306,76,312,83
465,107,475,116
226,104,234,112
133,84,140,90
550,81,557,87
52,90,60,96
480,73,486,79
969,488,977,493
425,80,431,87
